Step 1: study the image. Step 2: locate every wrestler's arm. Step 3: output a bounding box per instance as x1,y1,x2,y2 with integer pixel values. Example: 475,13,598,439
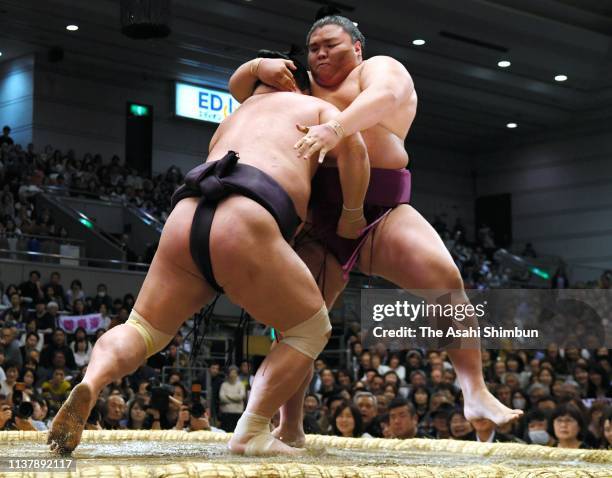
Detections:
320,106,370,239
229,58,297,102
295,56,413,160
336,56,413,136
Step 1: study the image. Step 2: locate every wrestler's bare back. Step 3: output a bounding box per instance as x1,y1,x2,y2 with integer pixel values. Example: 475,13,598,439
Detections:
208,91,336,219
311,58,416,169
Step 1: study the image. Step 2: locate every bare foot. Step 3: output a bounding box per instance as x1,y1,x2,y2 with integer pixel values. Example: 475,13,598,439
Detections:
228,431,305,456
464,387,523,426
47,383,93,454
272,425,306,448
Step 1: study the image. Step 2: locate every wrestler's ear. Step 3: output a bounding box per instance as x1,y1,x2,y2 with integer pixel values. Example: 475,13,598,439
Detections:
353,41,363,60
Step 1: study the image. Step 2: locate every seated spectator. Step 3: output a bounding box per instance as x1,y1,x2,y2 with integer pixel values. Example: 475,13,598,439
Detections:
382,383,398,404
387,353,406,381
550,404,590,449
448,409,474,440
123,293,135,312
473,417,521,443
495,383,512,408
388,397,430,439
354,391,382,437
38,349,73,386
504,372,521,392
174,402,192,431
104,377,134,403
19,332,41,363
44,286,64,312
40,328,76,370
1,327,22,369
92,283,113,312
511,390,529,413
0,361,19,396
72,338,92,368
336,369,352,390
20,369,36,399
189,400,223,433
41,302,59,336
551,265,569,289
19,270,44,304
599,408,612,449
1,284,18,309
44,272,65,307
0,399,12,431
126,398,148,430
586,401,608,447
331,401,369,438
302,393,323,434
1,292,27,325
71,298,86,316
429,403,454,439
102,394,126,429
30,397,49,431
527,383,550,405
64,279,85,309
410,385,430,423
41,368,71,414
587,365,610,399
0,126,13,146
97,303,112,330
219,366,245,432
371,353,389,376
523,409,554,445
535,396,557,414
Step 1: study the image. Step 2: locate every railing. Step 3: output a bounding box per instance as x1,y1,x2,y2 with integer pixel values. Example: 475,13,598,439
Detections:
41,185,124,203
0,231,84,246
0,249,150,271
43,185,167,231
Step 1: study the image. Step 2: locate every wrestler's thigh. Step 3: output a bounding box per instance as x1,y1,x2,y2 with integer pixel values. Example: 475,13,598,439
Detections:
134,198,217,335
295,237,347,308
210,196,323,331
358,205,463,291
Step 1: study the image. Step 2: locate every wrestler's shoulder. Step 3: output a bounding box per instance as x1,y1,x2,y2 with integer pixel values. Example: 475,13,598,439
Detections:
363,56,410,72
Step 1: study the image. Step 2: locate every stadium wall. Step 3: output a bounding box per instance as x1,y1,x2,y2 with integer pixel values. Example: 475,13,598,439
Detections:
475,128,612,281
0,54,34,146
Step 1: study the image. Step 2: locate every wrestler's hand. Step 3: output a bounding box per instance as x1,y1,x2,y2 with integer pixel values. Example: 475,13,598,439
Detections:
258,58,298,92
294,123,342,163
336,208,367,239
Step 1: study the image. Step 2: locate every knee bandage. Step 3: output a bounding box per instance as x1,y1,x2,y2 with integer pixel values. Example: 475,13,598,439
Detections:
125,309,174,358
279,304,331,359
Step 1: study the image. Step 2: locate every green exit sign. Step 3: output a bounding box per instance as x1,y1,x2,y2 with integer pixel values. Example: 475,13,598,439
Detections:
129,103,151,117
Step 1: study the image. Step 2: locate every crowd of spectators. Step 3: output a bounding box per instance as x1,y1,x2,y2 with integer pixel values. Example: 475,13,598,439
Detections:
0,127,184,262
0,268,610,450
1,127,610,449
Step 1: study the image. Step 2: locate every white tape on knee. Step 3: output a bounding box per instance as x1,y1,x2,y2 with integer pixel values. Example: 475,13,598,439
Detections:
280,304,331,359
125,309,174,358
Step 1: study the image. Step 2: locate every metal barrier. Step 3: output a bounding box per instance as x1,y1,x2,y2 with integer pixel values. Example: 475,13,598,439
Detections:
0,248,150,270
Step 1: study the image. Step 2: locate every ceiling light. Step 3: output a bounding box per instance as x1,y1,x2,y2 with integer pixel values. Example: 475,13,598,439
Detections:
498,60,511,68
353,22,359,27
555,74,568,82
0,52,3,57
506,122,518,129
412,39,425,46
66,24,79,31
